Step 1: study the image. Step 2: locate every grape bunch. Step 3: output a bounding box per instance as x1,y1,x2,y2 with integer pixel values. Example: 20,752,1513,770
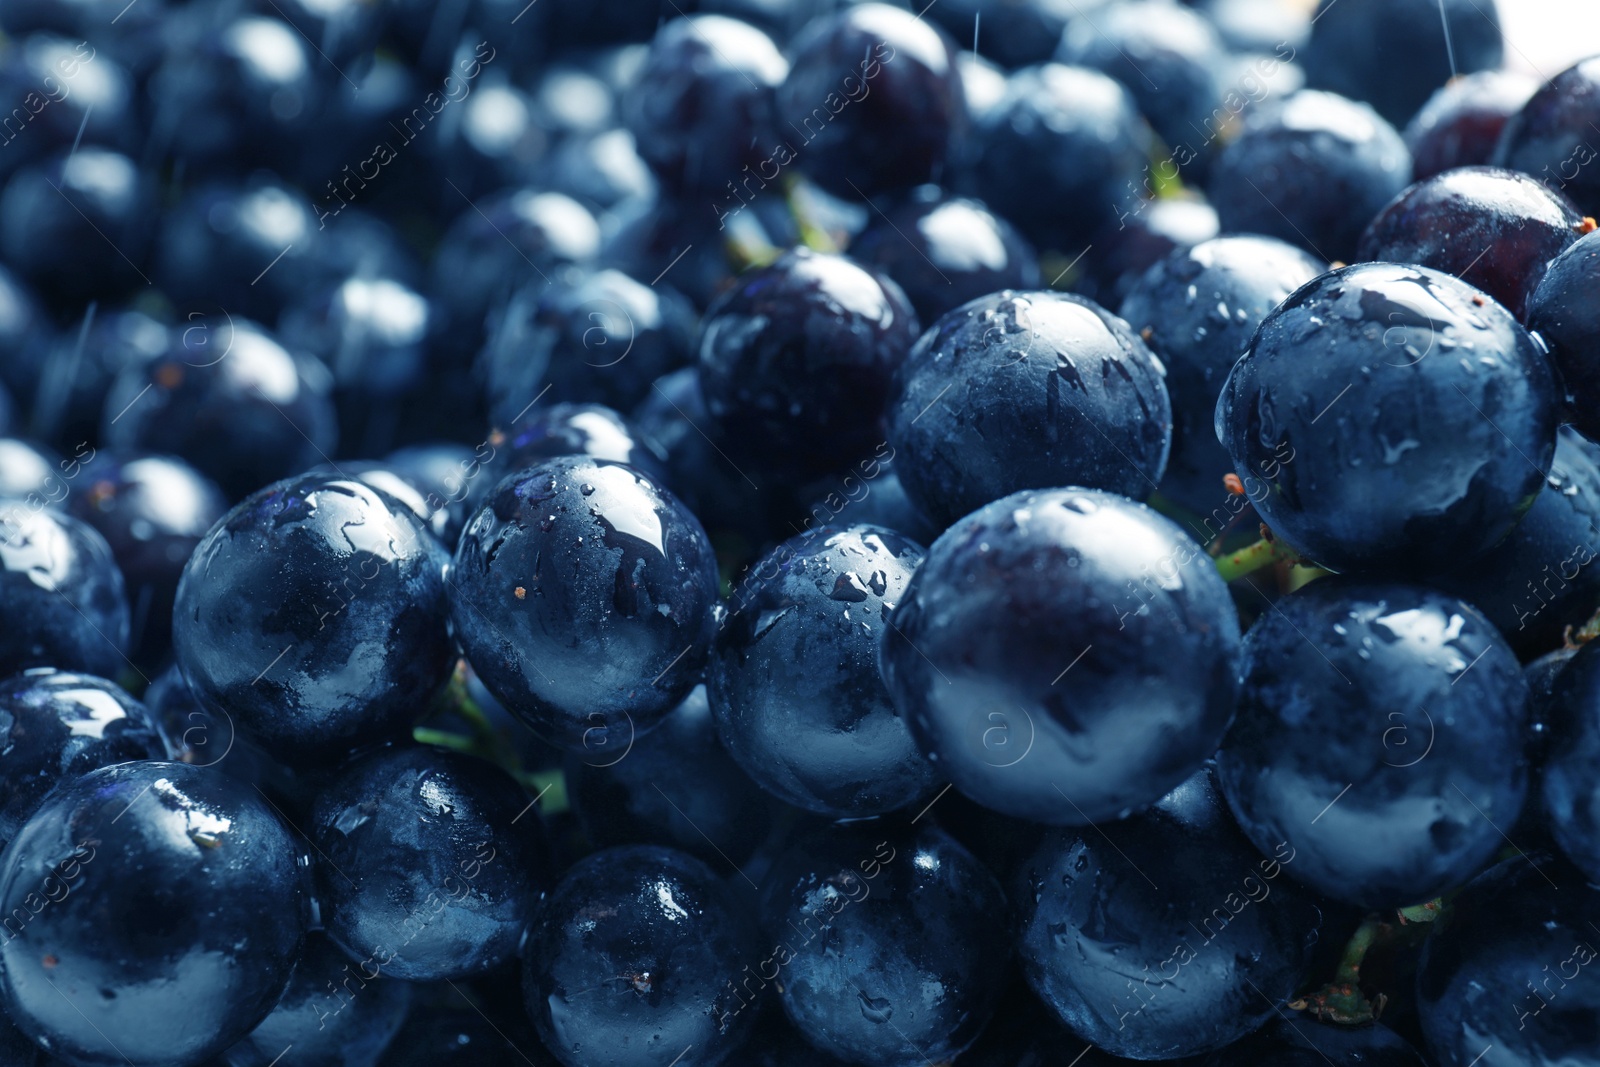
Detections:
0,0,1595,1064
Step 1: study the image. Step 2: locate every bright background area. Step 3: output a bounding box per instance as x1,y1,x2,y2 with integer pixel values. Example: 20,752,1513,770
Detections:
1500,0,1600,79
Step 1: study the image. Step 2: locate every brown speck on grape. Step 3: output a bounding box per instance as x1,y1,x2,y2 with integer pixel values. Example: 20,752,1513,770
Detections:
514,586,526,600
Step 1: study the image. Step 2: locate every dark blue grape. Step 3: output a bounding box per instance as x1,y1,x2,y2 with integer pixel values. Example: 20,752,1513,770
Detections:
630,368,768,542
377,1006,555,1067
1202,1018,1428,1066
525,844,762,1067
278,274,434,458
246,0,384,72
927,0,1079,69
429,188,600,359
756,821,1009,1065
847,187,1040,326
623,15,786,196
1430,427,1600,658
1529,229,1600,442
880,487,1240,824
1214,262,1558,574
0,761,309,1066
776,4,965,200
1540,642,1600,883
30,308,167,455
1208,90,1411,261
0,148,154,309
100,316,338,500
383,442,481,546
1016,768,1324,1060
1118,235,1325,513
0,503,128,680
964,63,1154,252
0,35,138,182
537,128,655,213
956,971,1149,1067
804,455,940,547
1357,167,1586,320
144,663,293,802
154,179,325,323
309,745,547,982
601,193,796,312
481,270,697,421
221,933,411,1067
711,524,937,817
0,668,161,844
0,437,64,500
1416,853,1600,1067
885,289,1171,527
0,264,51,427
1303,0,1503,127
483,403,669,505
1056,0,1227,178
696,248,919,483
1495,56,1600,217
68,453,227,667
1217,578,1529,909
566,684,777,870
1406,70,1538,182
1079,194,1220,309
450,456,719,752
147,11,321,175
173,471,453,763
419,74,545,206
311,460,453,547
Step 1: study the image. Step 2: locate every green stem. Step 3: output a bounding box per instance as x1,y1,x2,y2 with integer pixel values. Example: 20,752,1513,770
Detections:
1214,536,1298,583
1290,915,1382,1024
412,727,484,755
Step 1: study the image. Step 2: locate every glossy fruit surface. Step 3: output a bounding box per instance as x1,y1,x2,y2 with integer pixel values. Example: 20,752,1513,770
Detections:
1303,0,1503,126
847,187,1040,326
0,504,129,680
1416,853,1600,1067
100,317,338,501
310,745,546,982
1215,262,1558,573
1208,90,1411,261
777,4,965,199
881,487,1240,824
1430,426,1600,658
525,844,761,1067
174,471,453,763
0,760,308,1066
1528,229,1600,441
1217,578,1529,909
1406,70,1538,182
482,269,697,420
710,524,937,817
1118,235,1325,513
450,456,719,752
624,15,787,196
566,684,776,869
0,668,162,843
757,821,1009,1066
67,453,228,667
1496,55,1600,217
221,933,411,1067
1016,768,1324,1060
697,248,919,483
886,289,1170,527
965,63,1153,251
1539,642,1600,883
1356,166,1585,319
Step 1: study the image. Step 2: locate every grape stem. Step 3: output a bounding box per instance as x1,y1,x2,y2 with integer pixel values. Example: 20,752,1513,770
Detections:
1214,535,1300,583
